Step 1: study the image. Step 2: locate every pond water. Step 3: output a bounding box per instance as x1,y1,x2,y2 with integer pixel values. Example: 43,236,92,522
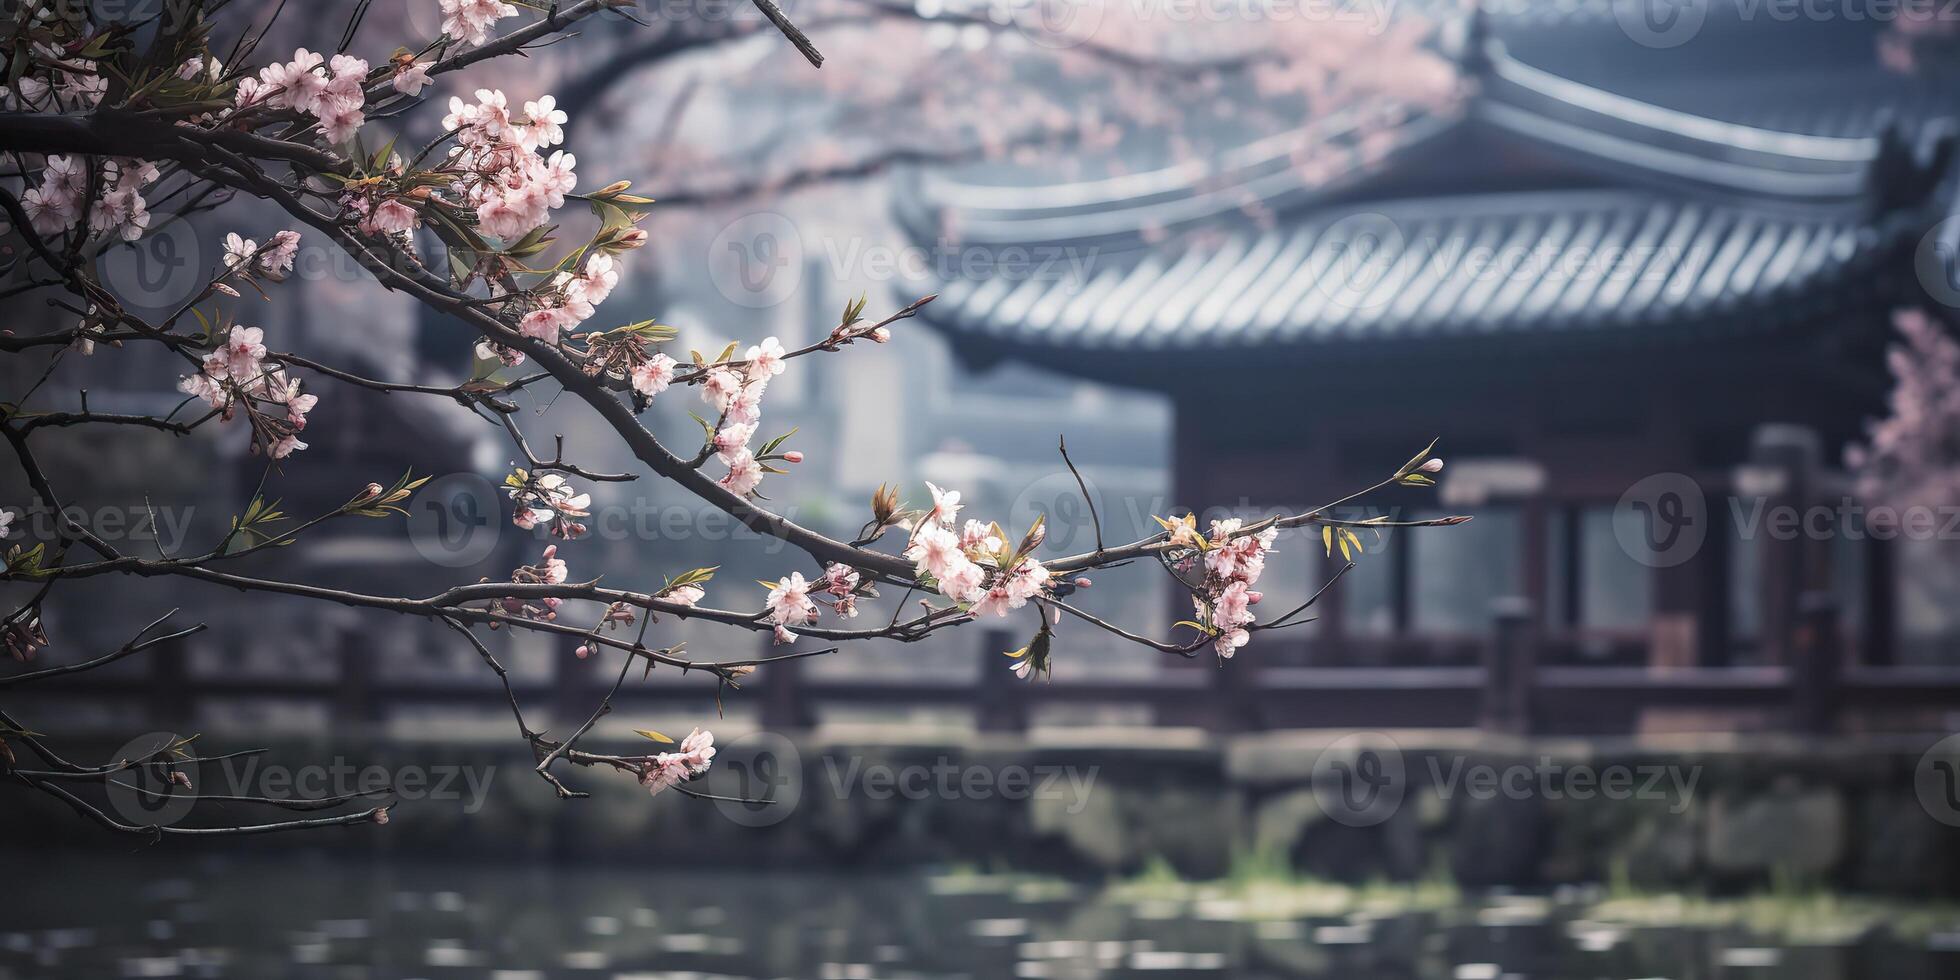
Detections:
3,855,1958,979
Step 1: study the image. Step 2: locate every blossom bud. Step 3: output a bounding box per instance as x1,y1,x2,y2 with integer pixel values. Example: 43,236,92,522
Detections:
373,807,391,825
783,451,804,463
870,327,891,343
361,482,384,500
615,229,649,250
1419,458,1444,473
574,644,590,659
1247,591,1263,605
170,771,192,790
1074,577,1093,589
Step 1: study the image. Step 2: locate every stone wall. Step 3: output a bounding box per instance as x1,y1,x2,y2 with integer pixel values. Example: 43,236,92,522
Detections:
8,729,1958,897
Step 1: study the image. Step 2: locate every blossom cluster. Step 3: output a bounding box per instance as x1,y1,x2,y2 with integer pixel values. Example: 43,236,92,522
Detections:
177,324,319,459
237,49,371,144
492,545,570,623
441,88,576,242
519,251,616,341
902,483,1053,618
439,0,520,47
640,728,716,798
2,41,108,113
221,231,303,285
761,563,863,644
18,155,157,242
1173,517,1278,661
507,472,592,538
704,338,792,497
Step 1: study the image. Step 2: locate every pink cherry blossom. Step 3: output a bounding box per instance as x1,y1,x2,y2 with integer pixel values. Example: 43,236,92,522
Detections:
223,232,257,270
631,354,676,398
364,199,420,235
539,545,568,584
714,422,757,463
744,336,788,382
43,155,84,197
765,572,819,628
925,482,963,526
218,326,267,381
439,0,519,47
259,231,300,277
515,95,567,150
718,448,764,496
1214,627,1250,660
939,559,987,604
700,368,743,413
640,755,689,797
671,728,715,772
822,563,860,597
20,184,75,237
519,305,577,341
392,61,433,96
905,522,965,580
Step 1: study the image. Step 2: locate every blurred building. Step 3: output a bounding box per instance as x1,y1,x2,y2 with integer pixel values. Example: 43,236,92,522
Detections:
898,11,1960,674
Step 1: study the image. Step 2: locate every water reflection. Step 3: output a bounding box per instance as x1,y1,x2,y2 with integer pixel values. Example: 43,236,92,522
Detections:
1,855,1956,978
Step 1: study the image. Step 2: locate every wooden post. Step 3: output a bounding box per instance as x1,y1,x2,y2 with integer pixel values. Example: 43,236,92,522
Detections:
148,630,192,731
1209,654,1261,733
1791,591,1841,734
758,636,814,731
1482,596,1536,734
551,635,593,733
1864,535,1895,666
975,627,1028,733
1751,425,1822,665
333,627,376,729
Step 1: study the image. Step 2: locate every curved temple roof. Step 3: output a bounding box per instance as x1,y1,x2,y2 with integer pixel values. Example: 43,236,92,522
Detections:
895,21,1958,376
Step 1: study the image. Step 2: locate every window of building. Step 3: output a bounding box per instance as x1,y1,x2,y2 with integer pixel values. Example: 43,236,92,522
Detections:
1545,503,1654,633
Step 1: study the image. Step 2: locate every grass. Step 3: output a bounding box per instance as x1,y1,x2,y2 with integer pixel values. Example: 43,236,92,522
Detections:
1090,851,1960,941
1590,858,1960,944
1102,848,1461,921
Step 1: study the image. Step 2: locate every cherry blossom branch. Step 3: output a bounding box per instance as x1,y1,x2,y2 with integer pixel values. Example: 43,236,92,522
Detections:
0,609,203,689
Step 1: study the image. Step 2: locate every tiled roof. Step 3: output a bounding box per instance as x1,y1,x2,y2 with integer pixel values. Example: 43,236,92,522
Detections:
922,191,1879,354
895,20,1956,365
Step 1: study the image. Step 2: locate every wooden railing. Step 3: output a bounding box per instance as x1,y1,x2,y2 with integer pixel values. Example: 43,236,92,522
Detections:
29,593,1960,737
